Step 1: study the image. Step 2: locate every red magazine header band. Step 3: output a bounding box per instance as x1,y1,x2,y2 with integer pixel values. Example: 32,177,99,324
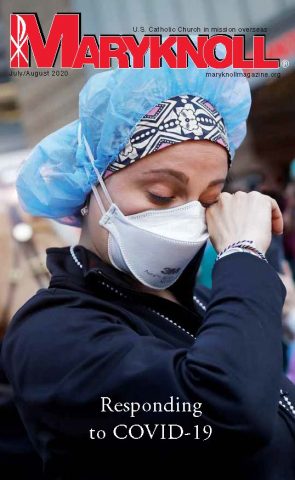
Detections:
10,13,280,69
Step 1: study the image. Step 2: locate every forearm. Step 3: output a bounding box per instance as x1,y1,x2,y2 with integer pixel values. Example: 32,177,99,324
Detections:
185,252,286,443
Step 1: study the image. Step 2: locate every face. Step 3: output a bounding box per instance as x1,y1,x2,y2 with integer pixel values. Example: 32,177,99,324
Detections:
80,140,228,263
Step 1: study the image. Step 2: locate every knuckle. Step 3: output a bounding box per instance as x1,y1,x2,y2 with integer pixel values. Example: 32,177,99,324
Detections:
220,192,231,200
248,190,261,197
234,190,247,196
262,194,274,206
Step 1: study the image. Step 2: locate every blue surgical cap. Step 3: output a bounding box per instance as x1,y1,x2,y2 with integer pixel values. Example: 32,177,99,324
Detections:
16,56,251,227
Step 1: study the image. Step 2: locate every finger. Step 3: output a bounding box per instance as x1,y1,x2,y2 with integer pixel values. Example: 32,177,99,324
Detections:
270,197,284,235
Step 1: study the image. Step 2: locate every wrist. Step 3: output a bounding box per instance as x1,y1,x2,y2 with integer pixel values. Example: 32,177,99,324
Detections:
217,248,262,261
216,240,268,263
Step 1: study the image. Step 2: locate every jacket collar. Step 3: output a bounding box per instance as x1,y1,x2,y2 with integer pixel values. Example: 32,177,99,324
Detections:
46,242,207,308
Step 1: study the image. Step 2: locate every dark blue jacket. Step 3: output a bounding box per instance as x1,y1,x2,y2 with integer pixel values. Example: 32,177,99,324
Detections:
0,348,42,478
1,245,295,479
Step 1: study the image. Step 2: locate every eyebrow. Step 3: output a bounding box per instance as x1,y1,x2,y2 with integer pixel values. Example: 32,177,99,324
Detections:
142,168,189,184
143,169,226,188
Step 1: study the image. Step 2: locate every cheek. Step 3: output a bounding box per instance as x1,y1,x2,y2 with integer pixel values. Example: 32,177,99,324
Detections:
115,193,150,215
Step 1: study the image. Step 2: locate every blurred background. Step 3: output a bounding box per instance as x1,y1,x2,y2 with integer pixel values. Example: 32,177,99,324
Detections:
0,0,295,378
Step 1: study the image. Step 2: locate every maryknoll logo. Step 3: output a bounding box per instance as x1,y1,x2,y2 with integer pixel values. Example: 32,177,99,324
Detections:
10,13,280,69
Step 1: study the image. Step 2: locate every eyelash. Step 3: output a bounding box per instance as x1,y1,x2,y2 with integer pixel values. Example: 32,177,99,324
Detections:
148,193,217,208
148,192,174,204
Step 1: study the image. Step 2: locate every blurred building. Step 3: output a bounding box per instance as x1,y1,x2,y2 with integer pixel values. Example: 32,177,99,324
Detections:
238,9,295,192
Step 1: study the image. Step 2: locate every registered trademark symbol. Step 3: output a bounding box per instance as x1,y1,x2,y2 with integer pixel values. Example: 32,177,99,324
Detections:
281,59,290,68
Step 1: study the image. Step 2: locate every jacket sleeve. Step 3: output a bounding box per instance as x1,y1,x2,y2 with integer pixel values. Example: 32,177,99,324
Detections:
1,252,286,456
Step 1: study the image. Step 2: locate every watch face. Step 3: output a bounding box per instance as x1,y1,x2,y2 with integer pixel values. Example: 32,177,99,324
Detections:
12,222,33,242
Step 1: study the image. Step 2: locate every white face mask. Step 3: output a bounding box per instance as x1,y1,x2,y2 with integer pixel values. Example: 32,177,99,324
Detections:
82,135,209,290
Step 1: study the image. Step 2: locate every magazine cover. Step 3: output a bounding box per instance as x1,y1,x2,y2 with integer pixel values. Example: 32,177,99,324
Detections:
0,1,295,478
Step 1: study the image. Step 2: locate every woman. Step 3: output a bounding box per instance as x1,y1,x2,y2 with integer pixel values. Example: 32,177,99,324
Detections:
2,59,295,480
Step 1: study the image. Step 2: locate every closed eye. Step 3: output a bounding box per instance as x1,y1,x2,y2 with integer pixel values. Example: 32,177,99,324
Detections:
148,192,174,205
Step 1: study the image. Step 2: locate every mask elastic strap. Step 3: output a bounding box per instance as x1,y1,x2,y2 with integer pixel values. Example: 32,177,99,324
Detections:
81,130,113,216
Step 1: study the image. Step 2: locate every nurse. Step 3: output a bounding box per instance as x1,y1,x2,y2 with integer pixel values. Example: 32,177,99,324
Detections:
2,54,295,479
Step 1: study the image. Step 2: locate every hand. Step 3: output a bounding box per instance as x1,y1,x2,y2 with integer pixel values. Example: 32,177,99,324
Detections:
205,191,284,254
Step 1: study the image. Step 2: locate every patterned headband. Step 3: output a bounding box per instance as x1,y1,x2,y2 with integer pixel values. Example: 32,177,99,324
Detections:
103,94,230,178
